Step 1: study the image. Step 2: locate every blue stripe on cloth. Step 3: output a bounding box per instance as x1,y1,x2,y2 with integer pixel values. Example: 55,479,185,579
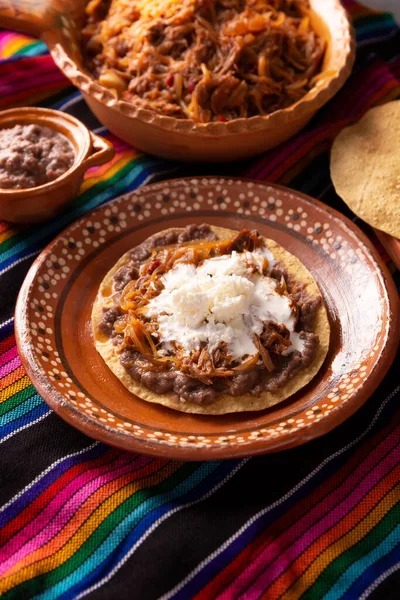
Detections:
0,403,50,442
0,319,14,340
51,91,82,111
356,19,398,43
0,242,44,272
0,54,31,64
16,41,47,57
344,531,400,599
0,393,43,424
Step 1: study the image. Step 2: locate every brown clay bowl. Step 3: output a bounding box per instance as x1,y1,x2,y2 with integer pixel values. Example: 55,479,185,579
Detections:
0,107,114,223
15,179,399,460
0,0,355,162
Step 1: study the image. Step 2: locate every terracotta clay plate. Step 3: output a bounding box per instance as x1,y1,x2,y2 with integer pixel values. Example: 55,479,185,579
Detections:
15,178,399,460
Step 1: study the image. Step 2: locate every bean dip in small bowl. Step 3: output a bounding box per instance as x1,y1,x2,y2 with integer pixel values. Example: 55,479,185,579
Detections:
0,107,115,223
0,123,75,190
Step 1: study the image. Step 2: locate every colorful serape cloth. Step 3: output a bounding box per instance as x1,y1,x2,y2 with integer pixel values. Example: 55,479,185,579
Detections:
0,1,399,598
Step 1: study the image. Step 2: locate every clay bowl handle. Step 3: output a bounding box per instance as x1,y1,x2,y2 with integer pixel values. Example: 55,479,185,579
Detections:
0,0,51,36
0,0,86,37
80,132,115,173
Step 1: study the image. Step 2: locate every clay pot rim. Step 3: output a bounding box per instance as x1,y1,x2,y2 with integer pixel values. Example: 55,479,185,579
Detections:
46,0,355,137
0,106,92,196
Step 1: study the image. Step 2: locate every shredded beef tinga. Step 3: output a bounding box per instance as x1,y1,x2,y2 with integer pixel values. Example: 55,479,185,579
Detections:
92,225,330,414
82,0,325,123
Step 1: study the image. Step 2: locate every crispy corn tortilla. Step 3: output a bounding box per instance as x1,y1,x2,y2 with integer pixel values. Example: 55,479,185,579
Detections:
92,226,330,414
330,101,400,239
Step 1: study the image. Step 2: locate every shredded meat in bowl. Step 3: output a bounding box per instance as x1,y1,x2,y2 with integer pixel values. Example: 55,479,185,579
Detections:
82,0,325,123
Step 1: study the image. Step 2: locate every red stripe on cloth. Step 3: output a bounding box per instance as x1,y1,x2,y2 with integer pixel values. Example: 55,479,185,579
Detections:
0,55,64,79
0,63,60,87
0,338,17,362
0,81,69,109
0,222,11,234
0,72,67,96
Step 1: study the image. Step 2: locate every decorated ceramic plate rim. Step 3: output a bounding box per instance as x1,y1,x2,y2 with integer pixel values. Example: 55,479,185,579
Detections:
15,179,399,460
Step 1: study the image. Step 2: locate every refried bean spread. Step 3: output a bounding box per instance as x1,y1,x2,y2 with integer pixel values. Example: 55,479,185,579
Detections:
0,124,75,189
98,225,322,405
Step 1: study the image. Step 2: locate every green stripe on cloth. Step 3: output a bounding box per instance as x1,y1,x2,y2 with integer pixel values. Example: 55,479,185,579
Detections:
0,386,38,417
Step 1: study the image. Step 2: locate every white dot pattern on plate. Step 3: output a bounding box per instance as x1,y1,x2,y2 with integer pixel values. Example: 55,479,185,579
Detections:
25,179,389,450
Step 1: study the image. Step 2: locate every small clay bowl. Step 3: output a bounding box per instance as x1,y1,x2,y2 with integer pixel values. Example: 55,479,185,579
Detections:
0,107,115,223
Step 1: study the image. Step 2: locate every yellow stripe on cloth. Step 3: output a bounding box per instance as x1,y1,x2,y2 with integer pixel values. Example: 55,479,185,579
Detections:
1,376,32,403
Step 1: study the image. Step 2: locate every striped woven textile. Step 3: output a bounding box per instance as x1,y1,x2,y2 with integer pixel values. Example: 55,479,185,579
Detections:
0,1,399,598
